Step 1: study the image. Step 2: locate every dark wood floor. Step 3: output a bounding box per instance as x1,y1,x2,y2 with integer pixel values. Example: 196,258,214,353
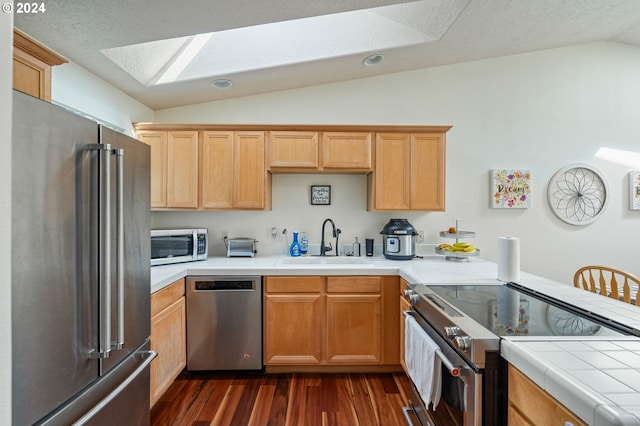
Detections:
151,371,413,426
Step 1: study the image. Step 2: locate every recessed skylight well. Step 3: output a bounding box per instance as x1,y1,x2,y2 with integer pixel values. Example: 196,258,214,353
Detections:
100,1,464,87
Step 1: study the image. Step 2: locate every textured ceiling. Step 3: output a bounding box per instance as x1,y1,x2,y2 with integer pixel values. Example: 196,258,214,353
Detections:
14,0,640,110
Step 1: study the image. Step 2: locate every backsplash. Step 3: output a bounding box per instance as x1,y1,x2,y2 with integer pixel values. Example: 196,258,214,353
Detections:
151,173,448,257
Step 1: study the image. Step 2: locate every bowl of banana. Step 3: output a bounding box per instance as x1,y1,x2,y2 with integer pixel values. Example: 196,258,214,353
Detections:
436,242,479,258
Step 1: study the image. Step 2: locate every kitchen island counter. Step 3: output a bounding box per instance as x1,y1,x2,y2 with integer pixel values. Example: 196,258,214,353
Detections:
150,255,640,424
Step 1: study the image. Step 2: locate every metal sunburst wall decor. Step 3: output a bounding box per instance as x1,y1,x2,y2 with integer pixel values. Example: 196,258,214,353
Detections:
547,164,609,225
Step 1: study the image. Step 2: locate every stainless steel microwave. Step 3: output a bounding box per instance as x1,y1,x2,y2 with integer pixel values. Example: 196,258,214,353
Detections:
151,229,208,266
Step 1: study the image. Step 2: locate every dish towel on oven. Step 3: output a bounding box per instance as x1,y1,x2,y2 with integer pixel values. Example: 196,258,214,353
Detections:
405,314,442,408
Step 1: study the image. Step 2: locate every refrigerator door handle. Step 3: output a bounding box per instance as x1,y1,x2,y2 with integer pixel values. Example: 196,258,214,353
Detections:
89,142,112,359
71,350,157,426
112,148,125,350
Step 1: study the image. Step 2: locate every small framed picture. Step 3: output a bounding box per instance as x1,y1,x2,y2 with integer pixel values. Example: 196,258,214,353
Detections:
630,171,640,210
311,185,331,205
491,169,531,208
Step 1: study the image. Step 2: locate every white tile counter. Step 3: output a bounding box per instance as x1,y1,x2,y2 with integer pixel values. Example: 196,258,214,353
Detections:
502,338,640,425
150,255,640,424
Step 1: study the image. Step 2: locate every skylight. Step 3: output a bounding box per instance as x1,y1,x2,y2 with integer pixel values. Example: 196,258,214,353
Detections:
101,0,467,87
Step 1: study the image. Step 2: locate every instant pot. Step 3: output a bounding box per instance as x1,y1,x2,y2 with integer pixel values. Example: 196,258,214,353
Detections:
380,219,417,260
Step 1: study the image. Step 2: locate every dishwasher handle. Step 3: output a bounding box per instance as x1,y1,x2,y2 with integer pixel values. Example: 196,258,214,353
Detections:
190,277,261,292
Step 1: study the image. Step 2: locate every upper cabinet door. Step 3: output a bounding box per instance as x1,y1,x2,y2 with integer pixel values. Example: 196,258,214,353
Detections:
12,29,67,102
371,133,411,210
137,131,168,209
369,132,446,211
201,131,234,209
268,131,319,169
322,132,372,170
234,131,266,209
410,133,446,211
166,131,199,209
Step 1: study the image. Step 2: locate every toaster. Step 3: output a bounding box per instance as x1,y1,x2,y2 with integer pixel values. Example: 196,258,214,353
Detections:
226,238,258,257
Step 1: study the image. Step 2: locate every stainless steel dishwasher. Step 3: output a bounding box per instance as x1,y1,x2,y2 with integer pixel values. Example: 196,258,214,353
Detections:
186,276,262,370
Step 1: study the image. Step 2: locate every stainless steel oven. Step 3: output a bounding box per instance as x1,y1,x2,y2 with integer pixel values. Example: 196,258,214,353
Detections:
402,281,633,426
402,288,501,426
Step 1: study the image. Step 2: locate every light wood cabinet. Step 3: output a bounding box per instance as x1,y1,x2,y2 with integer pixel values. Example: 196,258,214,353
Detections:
264,277,323,365
133,123,450,211
150,279,186,407
326,277,382,364
268,131,319,169
368,132,446,211
264,275,399,370
136,131,168,208
137,130,198,209
508,364,587,426
201,131,234,209
167,131,199,208
322,132,372,170
12,29,67,102
234,131,268,209
268,131,372,172
201,130,269,210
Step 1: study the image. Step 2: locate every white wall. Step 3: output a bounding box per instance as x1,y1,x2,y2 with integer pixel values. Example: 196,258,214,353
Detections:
1,7,12,425
52,61,154,135
153,42,640,285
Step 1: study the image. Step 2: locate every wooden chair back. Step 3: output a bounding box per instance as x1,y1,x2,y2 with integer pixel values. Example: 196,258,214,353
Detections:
573,266,640,306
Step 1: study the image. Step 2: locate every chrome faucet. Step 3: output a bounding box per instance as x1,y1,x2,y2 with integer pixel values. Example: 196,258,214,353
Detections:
320,218,341,256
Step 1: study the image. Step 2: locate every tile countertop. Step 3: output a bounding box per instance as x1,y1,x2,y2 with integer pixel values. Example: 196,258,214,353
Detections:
150,255,640,425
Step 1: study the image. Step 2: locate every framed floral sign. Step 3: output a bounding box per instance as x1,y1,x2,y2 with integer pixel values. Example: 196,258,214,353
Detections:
630,171,640,210
492,169,531,209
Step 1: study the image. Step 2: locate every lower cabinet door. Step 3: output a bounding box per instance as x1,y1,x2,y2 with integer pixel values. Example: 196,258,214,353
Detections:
264,293,323,364
150,297,186,406
326,294,382,364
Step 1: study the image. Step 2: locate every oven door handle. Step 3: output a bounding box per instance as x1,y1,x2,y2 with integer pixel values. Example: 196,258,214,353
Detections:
404,310,464,377
435,349,461,377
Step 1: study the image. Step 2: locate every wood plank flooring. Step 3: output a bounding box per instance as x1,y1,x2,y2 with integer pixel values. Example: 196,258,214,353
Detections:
151,371,412,426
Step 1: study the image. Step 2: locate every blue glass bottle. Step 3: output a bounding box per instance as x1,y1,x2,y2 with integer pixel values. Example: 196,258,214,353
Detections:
289,231,301,257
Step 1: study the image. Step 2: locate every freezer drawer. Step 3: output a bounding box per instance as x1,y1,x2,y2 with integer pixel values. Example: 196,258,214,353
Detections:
186,276,263,370
38,341,156,426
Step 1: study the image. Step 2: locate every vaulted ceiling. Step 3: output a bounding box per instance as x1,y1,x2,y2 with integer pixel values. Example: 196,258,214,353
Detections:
14,0,640,110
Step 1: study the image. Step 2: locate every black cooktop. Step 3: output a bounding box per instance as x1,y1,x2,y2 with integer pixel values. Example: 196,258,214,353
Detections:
428,283,629,338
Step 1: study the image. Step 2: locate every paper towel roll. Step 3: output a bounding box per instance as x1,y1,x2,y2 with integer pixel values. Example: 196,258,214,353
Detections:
497,236,520,282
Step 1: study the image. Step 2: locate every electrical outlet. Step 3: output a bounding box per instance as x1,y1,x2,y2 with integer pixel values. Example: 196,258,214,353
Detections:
222,229,228,239
416,229,425,243
271,227,283,241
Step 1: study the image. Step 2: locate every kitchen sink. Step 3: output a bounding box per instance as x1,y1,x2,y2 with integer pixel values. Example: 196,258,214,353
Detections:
278,256,372,265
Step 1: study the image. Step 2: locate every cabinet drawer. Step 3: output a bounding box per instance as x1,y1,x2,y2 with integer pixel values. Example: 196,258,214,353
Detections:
265,276,323,293
151,278,185,316
327,276,381,293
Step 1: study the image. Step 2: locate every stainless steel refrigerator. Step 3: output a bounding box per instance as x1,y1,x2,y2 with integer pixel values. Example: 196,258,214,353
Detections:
12,90,155,425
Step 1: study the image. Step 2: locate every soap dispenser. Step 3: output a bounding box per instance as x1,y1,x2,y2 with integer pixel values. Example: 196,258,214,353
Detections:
289,231,301,257
353,237,361,257
300,232,308,256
